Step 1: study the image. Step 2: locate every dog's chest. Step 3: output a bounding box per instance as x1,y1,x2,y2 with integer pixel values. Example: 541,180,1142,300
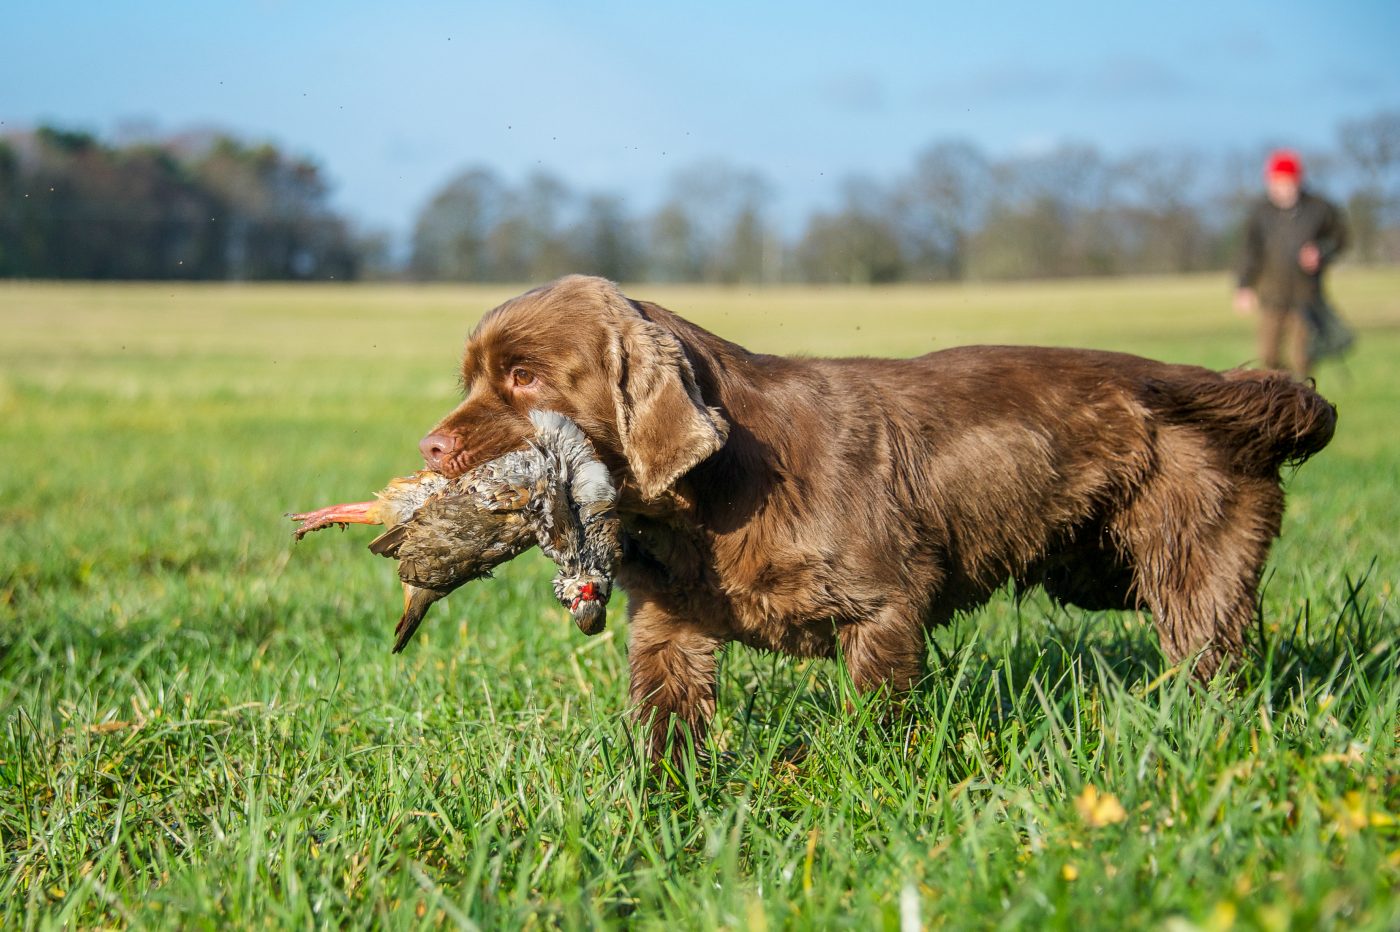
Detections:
621,512,878,657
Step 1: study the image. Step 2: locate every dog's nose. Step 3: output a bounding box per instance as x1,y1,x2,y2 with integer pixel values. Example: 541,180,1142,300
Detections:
419,431,460,469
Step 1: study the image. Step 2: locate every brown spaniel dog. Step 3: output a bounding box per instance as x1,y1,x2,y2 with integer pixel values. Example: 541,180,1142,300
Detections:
418,276,1336,757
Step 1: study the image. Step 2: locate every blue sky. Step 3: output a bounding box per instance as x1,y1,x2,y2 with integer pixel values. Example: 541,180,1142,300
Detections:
5,1,1398,241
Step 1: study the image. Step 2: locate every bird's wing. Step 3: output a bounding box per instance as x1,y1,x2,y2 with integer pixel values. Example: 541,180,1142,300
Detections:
367,524,408,557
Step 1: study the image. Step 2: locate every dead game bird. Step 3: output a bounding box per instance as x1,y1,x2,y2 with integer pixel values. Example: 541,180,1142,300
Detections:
290,411,621,652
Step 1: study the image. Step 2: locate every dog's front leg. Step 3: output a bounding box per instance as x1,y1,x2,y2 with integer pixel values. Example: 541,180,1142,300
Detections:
626,599,723,762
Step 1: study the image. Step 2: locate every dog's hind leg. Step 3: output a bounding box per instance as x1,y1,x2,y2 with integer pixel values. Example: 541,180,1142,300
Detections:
1112,431,1285,678
1032,527,1141,613
838,603,930,696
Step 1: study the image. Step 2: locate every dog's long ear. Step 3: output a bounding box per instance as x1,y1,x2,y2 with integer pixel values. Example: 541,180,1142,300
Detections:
609,314,728,501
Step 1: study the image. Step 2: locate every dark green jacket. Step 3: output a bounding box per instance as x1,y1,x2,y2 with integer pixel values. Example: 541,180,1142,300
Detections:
1236,190,1347,311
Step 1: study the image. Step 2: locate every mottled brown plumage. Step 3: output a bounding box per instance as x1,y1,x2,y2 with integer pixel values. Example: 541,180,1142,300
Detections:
291,411,620,652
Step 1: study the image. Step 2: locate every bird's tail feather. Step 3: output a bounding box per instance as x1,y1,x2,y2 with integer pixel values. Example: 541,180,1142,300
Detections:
392,585,444,653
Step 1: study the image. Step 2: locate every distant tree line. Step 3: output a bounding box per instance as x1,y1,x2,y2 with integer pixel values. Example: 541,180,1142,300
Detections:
412,109,1400,284
0,127,363,279
3,110,1398,282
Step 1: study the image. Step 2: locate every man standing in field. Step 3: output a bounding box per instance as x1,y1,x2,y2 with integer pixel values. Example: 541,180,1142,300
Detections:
1233,149,1350,379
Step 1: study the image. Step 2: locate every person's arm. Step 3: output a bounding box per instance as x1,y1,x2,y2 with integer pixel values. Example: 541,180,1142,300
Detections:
1299,198,1348,275
1234,203,1263,312
1314,199,1348,267
1236,202,1265,289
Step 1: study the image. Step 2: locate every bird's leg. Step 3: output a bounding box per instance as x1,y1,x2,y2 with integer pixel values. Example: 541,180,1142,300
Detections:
288,501,381,540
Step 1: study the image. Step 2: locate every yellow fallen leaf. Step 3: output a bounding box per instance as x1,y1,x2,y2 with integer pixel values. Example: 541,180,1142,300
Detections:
1315,748,1365,766
1204,899,1238,932
1340,791,1371,832
746,896,769,932
1335,791,1398,830
1075,784,1128,828
86,720,135,735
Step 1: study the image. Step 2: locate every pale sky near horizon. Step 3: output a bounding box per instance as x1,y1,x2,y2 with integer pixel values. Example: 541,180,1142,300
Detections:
4,1,1398,244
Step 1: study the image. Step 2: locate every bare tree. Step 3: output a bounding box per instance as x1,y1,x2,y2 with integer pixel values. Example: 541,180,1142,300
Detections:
647,201,704,282
651,161,774,283
898,140,992,280
570,193,641,282
1116,149,1208,273
796,176,904,284
1337,110,1400,262
410,166,508,280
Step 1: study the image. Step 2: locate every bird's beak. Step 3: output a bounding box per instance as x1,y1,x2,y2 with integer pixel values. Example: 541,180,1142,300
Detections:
392,584,445,653
288,501,382,540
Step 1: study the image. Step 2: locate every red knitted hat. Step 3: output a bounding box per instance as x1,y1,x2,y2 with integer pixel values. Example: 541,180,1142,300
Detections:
1265,149,1303,181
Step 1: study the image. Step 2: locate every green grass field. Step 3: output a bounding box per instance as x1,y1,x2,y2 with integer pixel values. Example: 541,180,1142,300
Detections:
2,271,1398,929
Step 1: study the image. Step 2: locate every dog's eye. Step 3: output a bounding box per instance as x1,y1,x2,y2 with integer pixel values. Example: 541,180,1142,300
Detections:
510,367,535,388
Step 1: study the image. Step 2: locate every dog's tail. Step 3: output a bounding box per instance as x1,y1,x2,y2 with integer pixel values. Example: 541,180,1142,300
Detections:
1144,369,1337,475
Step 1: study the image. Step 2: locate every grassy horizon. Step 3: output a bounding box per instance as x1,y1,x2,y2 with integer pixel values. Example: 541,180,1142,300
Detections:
2,270,1398,928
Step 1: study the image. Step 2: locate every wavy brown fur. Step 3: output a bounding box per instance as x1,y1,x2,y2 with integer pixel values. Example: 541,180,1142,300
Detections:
421,276,1338,759
1143,369,1337,473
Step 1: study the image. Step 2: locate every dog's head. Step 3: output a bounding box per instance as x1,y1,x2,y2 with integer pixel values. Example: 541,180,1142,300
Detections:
420,276,729,501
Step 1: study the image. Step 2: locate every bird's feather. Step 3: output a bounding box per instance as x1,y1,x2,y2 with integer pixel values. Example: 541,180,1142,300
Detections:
367,524,408,557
